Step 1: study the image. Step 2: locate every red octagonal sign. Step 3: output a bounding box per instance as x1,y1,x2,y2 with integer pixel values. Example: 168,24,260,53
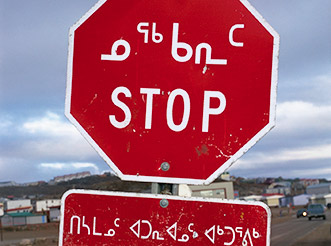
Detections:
65,0,279,184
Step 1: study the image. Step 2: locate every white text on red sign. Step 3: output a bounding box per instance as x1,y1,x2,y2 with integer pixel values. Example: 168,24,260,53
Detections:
69,215,261,245
101,22,245,63
109,87,226,132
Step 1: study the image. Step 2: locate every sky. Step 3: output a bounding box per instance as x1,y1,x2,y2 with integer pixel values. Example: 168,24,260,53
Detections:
0,0,330,183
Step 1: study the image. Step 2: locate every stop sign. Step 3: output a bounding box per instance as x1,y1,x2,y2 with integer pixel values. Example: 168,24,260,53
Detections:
65,0,279,184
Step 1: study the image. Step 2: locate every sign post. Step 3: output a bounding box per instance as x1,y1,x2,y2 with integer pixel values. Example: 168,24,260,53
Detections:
0,220,3,242
60,190,271,245
63,0,279,245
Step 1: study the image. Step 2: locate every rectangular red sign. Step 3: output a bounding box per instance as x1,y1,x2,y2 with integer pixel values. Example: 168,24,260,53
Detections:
59,190,270,245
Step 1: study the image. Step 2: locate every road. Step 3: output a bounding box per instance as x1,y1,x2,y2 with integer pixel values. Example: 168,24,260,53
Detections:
0,211,329,246
271,210,331,246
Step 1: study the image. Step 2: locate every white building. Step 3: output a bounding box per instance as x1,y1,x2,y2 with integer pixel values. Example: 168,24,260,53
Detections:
265,195,284,207
36,199,61,213
52,171,91,183
307,183,331,195
324,194,331,205
0,181,17,187
242,195,264,202
179,182,234,199
5,199,32,214
178,185,192,197
310,193,331,205
0,203,4,216
293,194,311,206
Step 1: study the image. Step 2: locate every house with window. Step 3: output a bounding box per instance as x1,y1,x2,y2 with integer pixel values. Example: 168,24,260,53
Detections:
36,199,61,213
4,199,32,214
1,212,47,227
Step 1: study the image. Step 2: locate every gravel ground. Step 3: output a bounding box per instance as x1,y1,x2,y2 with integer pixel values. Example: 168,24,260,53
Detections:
0,224,59,246
291,221,331,246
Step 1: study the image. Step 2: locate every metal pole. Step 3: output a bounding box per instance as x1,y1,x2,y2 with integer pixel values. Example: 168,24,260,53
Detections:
0,219,3,241
151,183,178,195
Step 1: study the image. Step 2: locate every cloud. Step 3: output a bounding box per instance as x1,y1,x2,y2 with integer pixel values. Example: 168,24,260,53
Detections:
0,117,13,135
21,111,77,137
233,144,331,169
39,162,100,174
229,99,331,179
39,163,65,169
14,111,98,160
0,111,107,182
279,71,331,104
277,101,331,133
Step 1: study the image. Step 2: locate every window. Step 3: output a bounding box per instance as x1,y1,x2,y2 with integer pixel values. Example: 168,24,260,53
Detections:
216,189,226,198
200,190,213,197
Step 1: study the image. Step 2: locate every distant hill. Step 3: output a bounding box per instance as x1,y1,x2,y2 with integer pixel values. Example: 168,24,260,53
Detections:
0,175,151,199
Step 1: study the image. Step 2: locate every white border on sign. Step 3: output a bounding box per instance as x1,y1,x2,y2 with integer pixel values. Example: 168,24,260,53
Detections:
65,0,280,185
59,189,271,246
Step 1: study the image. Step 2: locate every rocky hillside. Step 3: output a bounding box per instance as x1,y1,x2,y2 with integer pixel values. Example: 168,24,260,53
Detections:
0,175,151,199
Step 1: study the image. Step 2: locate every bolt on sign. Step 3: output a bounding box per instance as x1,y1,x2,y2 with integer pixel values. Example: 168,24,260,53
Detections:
65,0,279,184
59,190,271,245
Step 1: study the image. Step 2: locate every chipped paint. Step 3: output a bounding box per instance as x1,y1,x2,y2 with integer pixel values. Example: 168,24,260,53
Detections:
208,144,232,159
202,65,208,74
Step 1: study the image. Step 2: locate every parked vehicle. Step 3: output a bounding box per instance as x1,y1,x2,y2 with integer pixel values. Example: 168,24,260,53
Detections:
296,208,307,218
307,204,326,220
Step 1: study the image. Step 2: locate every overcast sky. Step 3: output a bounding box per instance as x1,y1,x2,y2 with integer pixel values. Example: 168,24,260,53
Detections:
0,0,330,183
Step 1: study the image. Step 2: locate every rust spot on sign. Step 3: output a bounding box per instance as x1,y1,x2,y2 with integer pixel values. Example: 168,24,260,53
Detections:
195,144,209,156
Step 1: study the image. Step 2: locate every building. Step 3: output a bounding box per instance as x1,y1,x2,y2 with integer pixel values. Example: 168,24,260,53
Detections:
306,183,331,195
49,206,61,222
0,203,3,216
1,212,47,227
51,171,91,183
310,193,331,205
264,194,284,207
325,194,331,205
310,194,326,205
293,194,311,206
5,199,32,214
265,182,291,195
279,196,293,207
242,195,264,202
279,194,311,207
265,187,291,195
178,185,192,197
0,181,17,187
299,179,319,187
36,199,61,213
23,181,45,187
256,177,267,184
220,172,231,181
179,182,234,199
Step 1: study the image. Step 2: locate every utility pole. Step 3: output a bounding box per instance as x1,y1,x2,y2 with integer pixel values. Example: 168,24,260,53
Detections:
0,220,3,242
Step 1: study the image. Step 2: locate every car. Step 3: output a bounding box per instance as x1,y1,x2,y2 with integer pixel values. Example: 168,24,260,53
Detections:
327,203,331,209
307,204,326,220
296,208,307,218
